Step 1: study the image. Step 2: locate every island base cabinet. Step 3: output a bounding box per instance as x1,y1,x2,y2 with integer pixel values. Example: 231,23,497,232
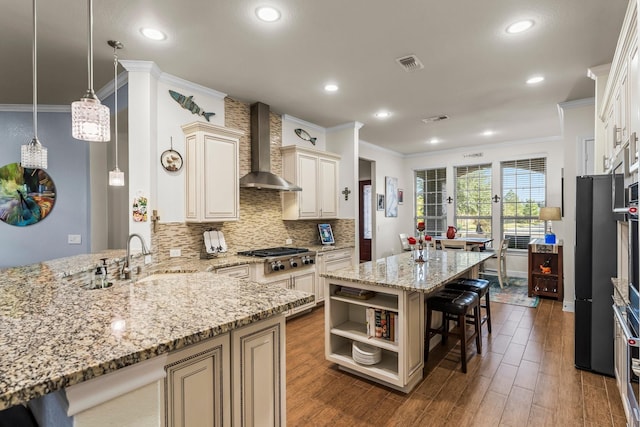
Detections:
164,334,231,427
325,280,424,393
232,315,286,427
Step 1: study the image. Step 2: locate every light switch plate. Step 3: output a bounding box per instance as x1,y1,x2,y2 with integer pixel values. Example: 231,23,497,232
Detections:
285,238,293,245
68,234,82,244
169,249,181,257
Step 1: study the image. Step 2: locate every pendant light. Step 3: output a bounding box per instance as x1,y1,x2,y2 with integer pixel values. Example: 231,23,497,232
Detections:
21,0,48,169
71,0,110,142
108,40,124,186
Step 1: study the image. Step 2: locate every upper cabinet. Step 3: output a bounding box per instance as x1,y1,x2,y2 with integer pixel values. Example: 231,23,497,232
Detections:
596,0,638,175
281,146,340,220
182,122,244,222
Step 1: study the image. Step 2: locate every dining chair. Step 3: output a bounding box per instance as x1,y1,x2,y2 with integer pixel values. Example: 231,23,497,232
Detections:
496,238,510,288
440,239,469,251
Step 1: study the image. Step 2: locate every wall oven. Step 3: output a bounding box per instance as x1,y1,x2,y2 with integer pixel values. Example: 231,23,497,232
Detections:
613,303,640,426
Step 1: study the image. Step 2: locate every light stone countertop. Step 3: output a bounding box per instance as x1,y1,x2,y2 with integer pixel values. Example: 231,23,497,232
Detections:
0,253,313,410
321,249,493,294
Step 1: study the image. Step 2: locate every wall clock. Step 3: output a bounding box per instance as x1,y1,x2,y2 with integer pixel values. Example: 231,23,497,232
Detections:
0,162,56,226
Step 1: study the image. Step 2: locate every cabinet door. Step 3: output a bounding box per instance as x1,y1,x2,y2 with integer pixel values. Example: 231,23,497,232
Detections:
232,316,285,427
203,134,238,221
319,250,354,302
297,153,319,218
318,157,338,218
165,335,230,427
291,272,315,314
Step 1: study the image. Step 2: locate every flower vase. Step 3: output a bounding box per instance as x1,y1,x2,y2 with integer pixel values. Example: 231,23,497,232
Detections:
415,230,425,263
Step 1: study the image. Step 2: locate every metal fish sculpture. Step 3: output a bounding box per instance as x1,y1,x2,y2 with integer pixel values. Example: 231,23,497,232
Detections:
169,90,215,122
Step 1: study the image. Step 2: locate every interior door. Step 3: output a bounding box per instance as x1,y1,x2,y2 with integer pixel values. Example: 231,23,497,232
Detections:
359,180,372,262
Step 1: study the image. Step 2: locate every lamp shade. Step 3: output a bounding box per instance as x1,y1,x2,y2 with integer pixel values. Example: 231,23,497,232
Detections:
539,207,561,221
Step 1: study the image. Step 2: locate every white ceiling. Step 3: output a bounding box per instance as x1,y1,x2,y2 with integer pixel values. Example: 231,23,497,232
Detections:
0,0,629,155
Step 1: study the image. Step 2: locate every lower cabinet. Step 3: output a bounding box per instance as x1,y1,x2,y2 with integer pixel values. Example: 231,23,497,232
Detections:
317,248,354,303
215,264,252,280
165,335,231,427
165,315,286,427
256,270,316,316
232,316,285,427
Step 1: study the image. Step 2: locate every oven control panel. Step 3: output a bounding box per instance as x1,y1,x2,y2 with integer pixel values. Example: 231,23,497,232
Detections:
264,254,316,275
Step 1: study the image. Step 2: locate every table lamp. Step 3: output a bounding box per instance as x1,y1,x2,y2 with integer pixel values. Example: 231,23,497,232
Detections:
539,207,561,244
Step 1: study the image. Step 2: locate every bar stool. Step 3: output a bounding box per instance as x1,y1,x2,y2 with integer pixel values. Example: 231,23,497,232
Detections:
425,289,482,373
445,278,492,334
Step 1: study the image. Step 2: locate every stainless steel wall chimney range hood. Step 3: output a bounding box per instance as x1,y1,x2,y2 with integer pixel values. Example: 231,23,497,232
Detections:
239,102,301,191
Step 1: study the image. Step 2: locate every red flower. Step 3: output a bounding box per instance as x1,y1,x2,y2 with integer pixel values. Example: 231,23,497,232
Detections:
407,237,417,245
417,221,425,231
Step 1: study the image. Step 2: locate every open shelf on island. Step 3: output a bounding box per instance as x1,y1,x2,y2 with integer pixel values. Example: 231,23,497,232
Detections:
330,320,399,352
328,340,400,382
330,292,398,311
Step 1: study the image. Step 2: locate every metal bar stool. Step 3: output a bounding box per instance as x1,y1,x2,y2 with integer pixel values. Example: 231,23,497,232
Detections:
445,278,492,334
425,289,482,373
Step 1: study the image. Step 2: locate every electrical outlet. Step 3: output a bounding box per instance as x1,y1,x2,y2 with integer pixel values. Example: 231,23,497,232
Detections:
285,238,293,245
68,234,82,244
169,249,181,257
144,255,152,264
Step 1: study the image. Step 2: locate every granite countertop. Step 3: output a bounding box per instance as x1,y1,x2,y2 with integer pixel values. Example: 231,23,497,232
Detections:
321,249,493,293
0,254,313,410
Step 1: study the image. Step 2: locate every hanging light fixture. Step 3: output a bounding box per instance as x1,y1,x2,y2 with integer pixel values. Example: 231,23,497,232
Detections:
108,40,124,186
21,0,48,169
71,0,110,142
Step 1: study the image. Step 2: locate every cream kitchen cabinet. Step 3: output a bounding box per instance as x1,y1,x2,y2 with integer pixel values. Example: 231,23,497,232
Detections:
316,248,354,303
215,264,252,280
182,122,244,222
165,334,231,427
232,315,286,427
280,146,340,220
256,270,316,316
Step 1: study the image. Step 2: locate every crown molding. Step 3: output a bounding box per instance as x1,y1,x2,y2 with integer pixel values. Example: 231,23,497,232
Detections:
282,114,325,133
159,72,227,100
558,97,594,110
327,121,365,133
587,63,611,80
119,60,162,79
95,71,129,100
359,139,404,157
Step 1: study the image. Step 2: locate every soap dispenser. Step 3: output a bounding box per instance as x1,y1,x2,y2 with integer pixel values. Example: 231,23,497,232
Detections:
93,258,108,289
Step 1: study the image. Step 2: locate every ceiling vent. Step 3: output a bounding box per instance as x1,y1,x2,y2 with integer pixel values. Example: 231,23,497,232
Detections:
422,114,449,124
396,54,424,72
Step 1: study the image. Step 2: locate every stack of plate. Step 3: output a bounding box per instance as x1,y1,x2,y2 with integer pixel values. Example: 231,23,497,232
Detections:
352,341,381,365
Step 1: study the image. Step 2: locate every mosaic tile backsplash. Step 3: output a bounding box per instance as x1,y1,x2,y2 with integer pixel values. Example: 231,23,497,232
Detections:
152,97,355,262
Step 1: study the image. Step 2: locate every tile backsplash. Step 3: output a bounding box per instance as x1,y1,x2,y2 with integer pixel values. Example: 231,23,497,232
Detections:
152,97,355,262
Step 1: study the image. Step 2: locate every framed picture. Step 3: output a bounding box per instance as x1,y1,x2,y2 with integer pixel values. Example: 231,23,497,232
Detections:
385,176,398,217
377,193,385,211
398,189,404,205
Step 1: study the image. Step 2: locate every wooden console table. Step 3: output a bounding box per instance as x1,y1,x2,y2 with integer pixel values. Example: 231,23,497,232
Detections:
528,239,563,301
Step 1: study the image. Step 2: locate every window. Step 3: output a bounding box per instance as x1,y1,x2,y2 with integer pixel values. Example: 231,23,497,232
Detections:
415,168,446,236
501,158,546,249
455,164,492,236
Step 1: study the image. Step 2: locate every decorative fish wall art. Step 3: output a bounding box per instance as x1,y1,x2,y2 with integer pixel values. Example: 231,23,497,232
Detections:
168,90,215,121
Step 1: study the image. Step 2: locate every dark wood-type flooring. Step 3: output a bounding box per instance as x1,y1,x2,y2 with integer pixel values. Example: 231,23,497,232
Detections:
286,299,627,426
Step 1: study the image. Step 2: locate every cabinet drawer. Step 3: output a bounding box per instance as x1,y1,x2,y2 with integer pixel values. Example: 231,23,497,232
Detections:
216,264,251,279
324,249,352,262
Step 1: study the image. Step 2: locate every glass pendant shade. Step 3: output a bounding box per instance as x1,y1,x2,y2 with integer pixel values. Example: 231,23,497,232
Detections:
109,167,125,186
21,138,48,169
72,96,110,142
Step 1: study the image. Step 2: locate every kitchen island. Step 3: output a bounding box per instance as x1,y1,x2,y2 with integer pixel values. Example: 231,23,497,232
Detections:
322,249,492,392
0,252,313,426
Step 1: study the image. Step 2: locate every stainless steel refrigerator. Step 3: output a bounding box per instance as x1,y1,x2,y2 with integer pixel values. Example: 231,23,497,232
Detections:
574,174,621,376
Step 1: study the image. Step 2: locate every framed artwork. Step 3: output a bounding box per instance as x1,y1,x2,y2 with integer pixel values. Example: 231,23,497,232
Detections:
377,193,385,211
0,162,56,226
385,176,398,217
398,189,404,205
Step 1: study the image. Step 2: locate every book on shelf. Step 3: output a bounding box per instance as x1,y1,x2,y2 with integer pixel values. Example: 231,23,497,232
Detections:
336,286,375,299
366,307,397,342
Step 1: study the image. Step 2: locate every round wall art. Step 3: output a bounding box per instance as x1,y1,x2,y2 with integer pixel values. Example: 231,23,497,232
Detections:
0,163,56,226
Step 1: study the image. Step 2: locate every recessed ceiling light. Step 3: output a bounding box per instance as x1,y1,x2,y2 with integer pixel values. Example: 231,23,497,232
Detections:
140,27,166,41
429,138,440,144
526,75,545,84
375,111,391,119
256,6,281,22
482,130,494,136
506,20,534,34
324,83,339,92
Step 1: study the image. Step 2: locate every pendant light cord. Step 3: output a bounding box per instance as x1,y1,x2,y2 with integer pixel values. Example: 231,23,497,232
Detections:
87,0,94,93
32,0,38,141
113,47,118,169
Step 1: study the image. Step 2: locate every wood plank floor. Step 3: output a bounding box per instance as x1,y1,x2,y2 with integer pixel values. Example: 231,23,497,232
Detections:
285,299,627,427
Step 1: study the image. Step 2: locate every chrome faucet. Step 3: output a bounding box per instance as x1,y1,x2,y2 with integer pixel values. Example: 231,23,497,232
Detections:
121,233,151,279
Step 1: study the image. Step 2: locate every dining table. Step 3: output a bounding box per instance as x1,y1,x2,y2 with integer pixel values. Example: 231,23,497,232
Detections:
433,236,494,251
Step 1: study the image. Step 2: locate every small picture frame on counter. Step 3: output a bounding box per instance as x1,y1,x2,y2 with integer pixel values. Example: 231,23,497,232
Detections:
318,223,335,245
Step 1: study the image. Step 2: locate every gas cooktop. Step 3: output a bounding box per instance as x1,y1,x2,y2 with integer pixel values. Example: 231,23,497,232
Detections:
237,247,311,258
